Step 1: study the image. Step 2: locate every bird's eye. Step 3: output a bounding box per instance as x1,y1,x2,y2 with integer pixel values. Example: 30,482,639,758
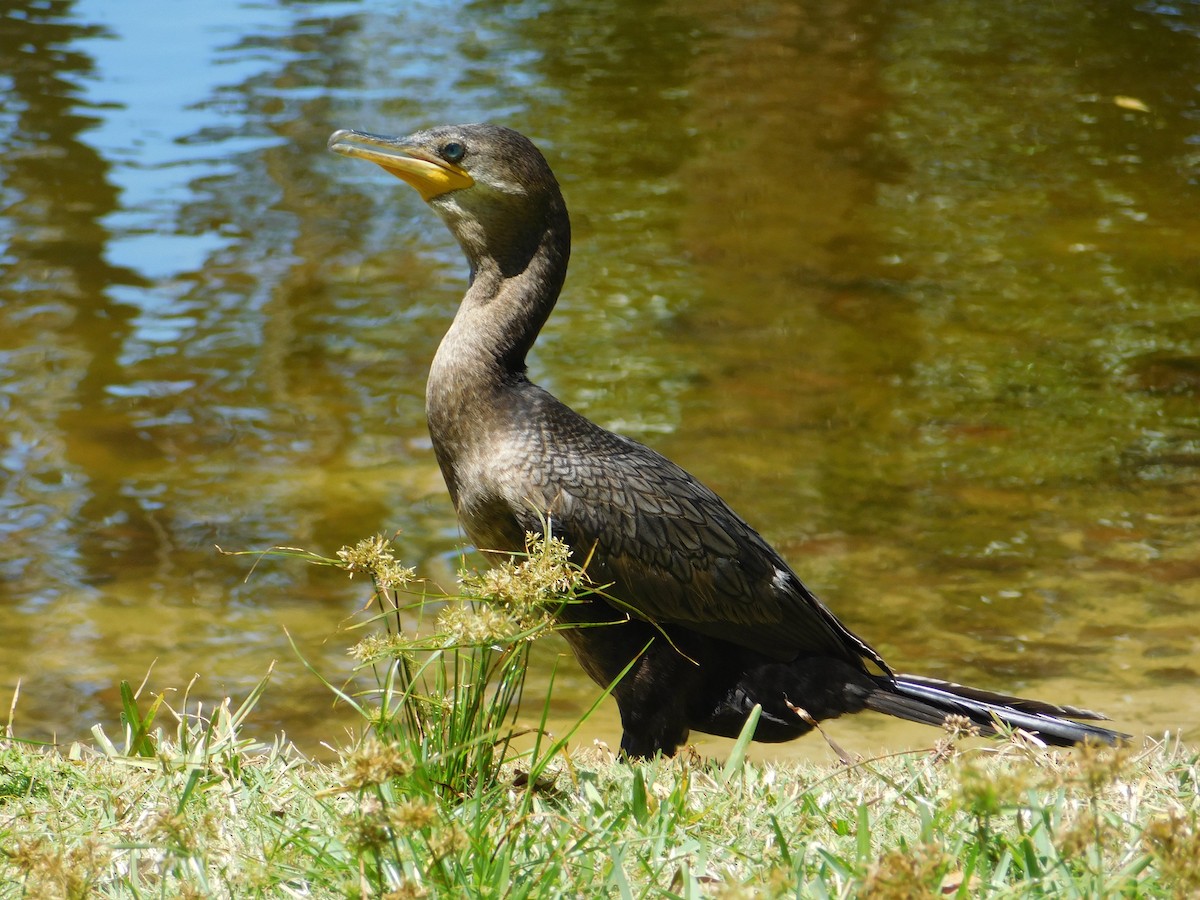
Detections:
441,142,466,163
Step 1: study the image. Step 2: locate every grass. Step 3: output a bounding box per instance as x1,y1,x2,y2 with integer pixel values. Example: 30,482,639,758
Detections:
1,535,1198,898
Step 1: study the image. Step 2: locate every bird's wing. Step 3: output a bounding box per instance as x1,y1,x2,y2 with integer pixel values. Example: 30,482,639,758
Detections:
500,392,888,670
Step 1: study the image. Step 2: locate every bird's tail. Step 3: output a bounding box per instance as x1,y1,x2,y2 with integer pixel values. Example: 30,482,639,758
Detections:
866,673,1129,747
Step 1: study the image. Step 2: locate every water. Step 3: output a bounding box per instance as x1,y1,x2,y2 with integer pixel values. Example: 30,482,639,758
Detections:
1,0,1198,760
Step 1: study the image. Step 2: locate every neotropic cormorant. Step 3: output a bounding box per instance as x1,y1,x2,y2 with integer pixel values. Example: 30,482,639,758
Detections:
328,124,1127,758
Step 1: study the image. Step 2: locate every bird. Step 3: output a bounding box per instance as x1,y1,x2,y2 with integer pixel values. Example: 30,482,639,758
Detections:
327,123,1128,758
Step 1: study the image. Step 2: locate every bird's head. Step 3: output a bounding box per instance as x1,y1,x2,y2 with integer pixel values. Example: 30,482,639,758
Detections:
328,123,566,276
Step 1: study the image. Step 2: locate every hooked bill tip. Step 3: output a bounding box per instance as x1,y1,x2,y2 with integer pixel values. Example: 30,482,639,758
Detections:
327,128,355,152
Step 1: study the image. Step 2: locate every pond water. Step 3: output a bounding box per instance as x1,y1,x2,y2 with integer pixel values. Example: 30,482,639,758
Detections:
2,0,1198,761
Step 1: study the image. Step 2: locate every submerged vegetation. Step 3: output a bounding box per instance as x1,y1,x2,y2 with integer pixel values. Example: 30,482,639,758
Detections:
2,536,1198,898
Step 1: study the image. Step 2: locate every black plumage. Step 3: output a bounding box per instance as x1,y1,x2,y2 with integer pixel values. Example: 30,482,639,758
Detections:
328,123,1128,758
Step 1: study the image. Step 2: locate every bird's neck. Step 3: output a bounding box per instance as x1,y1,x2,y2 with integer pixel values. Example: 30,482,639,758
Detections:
426,209,570,458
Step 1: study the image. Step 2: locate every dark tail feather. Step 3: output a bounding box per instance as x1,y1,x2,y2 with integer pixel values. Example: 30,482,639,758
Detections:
866,673,1130,747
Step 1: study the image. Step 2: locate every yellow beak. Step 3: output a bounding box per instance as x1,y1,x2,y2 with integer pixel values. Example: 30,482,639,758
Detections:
328,129,474,201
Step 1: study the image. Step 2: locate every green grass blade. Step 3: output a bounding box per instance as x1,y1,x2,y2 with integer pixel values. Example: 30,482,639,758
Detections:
720,704,761,784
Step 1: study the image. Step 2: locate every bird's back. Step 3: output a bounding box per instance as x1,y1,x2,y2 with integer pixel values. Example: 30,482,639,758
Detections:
447,381,887,672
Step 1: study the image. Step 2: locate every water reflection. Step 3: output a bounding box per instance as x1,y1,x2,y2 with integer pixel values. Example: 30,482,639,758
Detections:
0,0,1197,756
0,0,139,661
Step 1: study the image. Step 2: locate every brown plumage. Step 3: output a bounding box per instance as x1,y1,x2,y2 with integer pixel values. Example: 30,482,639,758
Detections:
329,123,1128,757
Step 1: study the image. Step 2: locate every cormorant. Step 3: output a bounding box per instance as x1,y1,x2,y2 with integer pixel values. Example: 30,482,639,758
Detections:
328,123,1127,758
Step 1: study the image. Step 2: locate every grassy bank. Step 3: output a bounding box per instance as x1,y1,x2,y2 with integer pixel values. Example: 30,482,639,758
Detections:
2,537,1197,898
